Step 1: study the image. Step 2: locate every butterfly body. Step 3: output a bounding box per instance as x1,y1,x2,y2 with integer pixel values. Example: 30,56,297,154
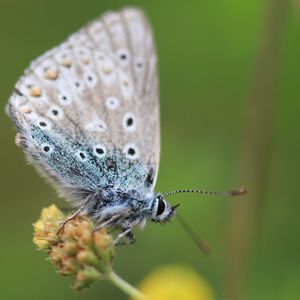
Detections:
7,7,246,246
83,188,175,231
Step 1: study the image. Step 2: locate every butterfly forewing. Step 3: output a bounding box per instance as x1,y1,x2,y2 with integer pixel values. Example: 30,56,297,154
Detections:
7,7,160,203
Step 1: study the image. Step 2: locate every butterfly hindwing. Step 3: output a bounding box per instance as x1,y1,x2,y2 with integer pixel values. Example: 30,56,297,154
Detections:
7,7,160,203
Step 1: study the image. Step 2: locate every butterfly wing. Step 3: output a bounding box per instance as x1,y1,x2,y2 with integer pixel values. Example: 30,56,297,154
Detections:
7,7,160,204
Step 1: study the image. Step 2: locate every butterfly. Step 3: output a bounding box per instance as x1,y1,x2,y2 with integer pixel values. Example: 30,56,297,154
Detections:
6,7,245,246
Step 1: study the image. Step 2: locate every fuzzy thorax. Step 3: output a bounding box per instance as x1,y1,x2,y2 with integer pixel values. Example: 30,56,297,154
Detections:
83,189,178,231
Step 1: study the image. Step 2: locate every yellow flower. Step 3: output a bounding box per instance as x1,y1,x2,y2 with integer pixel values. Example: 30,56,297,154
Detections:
135,265,214,300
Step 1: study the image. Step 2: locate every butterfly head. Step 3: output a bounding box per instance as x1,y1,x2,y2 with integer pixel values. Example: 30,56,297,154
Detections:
150,188,247,224
151,194,179,223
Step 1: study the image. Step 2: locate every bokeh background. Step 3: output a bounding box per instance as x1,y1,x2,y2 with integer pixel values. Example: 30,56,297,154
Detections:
1,0,299,299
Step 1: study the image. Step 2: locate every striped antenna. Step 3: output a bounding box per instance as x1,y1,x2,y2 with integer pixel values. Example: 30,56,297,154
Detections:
163,188,246,198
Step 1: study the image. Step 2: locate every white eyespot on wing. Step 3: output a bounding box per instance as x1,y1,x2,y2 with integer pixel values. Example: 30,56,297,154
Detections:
122,112,137,132
76,150,88,161
36,117,52,130
57,90,72,106
134,58,144,72
72,78,85,94
93,144,106,158
41,143,54,155
116,48,131,66
83,70,98,88
47,105,64,121
105,96,120,110
123,143,140,160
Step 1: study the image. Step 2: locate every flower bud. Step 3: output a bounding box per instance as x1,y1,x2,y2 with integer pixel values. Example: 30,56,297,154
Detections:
94,230,114,263
59,256,79,276
62,241,77,256
76,250,98,267
33,204,64,250
73,266,102,291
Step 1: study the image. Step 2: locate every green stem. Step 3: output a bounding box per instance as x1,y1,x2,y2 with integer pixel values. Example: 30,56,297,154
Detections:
224,0,288,299
108,269,146,300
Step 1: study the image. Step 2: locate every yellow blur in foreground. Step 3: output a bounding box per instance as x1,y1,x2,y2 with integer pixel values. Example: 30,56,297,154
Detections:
135,265,214,300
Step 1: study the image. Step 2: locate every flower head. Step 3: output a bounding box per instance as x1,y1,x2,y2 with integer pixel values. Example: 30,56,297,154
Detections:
33,204,114,291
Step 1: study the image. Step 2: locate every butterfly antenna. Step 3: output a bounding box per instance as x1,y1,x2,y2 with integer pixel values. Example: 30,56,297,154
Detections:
164,187,246,198
176,213,211,255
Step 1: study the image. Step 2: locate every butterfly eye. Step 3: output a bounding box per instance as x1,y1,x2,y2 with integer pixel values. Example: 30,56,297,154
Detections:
156,198,166,216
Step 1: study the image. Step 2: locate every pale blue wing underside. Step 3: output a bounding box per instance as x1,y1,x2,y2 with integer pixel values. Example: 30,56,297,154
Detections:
7,7,159,204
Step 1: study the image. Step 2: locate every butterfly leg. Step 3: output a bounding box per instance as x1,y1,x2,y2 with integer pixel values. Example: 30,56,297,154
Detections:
57,208,82,234
97,214,123,229
57,196,92,234
114,228,136,246
119,230,136,246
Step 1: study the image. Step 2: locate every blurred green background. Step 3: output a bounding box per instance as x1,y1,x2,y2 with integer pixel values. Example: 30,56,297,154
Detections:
1,0,299,299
